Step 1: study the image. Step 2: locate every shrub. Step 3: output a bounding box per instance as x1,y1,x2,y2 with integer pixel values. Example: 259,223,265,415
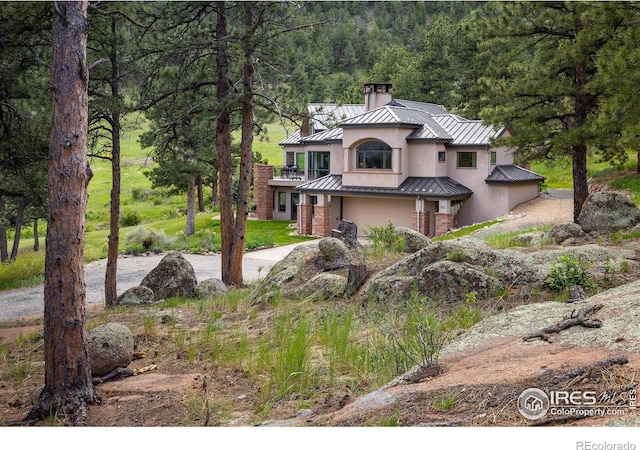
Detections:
124,227,168,253
120,208,141,227
365,221,405,255
545,253,594,291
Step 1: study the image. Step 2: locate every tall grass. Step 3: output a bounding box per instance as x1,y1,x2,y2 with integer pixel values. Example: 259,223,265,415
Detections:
0,252,46,291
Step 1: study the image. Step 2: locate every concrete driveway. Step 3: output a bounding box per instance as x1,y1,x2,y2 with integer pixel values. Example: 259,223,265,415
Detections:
0,240,318,323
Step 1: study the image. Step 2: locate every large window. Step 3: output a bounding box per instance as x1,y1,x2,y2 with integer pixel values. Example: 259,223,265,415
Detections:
356,140,392,170
308,151,330,180
457,152,477,168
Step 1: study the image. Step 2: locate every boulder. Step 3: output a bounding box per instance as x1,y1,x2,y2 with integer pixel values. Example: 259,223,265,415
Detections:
509,231,546,247
293,273,348,301
195,278,228,299
547,222,585,245
140,252,197,300
115,285,156,305
577,191,640,234
249,243,322,303
87,323,134,377
395,227,431,253
318,237,352,270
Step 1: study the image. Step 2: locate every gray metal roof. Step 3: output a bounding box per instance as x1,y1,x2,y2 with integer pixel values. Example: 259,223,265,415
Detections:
485,165,546,184
280,129,303,146
301,126,343,143
432,115,506,146
340,105,434,128
295,174,472,199
280,97,508,147
308,103,365,131
389,99,451,115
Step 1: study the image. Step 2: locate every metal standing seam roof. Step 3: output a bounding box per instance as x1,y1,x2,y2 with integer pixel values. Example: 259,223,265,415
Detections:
431,115,505,146
280,98,508,147
307,103,365,131
485,165,546,184
295,174,473,199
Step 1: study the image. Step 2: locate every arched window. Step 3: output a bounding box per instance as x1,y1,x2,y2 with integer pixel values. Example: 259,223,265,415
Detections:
356,140,392,170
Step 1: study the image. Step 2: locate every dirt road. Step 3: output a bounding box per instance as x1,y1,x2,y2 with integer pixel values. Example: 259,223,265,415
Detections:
0,241,316,323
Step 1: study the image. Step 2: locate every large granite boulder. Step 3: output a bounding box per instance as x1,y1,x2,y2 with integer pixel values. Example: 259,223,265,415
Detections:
249,243,322,303
547,222,585,245
577,191,640,234
318,237,352,270
293,273,348,301
140,252,197,300
115,285,156,305
87,323,134,377
395,227,431,253
195,278,228,299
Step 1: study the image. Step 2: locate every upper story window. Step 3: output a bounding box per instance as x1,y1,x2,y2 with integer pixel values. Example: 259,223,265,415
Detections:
490,151,497,165
457,151,477,168
356,140,392,170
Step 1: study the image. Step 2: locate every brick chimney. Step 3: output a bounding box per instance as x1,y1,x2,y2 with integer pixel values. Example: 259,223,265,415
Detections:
364,83,393,111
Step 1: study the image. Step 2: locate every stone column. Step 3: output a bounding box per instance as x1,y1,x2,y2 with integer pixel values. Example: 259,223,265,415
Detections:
312,204,331,237
412,211,430,236
253,164,274,220
298,203,313,235
434,212,454,237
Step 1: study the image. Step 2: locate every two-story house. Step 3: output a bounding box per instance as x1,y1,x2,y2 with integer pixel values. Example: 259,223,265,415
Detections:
253,83,545,237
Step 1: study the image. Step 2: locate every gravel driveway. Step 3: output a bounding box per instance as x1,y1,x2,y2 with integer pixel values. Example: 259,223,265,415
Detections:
0,241,317,323
470,189,574,236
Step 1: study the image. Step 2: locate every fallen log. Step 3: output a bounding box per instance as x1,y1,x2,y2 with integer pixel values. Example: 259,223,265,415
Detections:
523,304,604,342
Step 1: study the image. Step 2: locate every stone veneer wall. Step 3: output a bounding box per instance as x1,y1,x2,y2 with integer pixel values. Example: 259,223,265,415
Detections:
253,164,273,220
312,204,331,237
434,212,454,237
298,203,313,235
412,211,430,236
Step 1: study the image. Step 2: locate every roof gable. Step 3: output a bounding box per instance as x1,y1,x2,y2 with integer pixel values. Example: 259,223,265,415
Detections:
485,165,546,184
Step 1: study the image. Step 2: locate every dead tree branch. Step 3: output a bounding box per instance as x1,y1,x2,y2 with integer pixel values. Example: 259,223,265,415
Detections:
523,304,604,342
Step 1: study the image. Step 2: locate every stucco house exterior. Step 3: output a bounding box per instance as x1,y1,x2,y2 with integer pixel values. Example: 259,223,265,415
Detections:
253,83,545,237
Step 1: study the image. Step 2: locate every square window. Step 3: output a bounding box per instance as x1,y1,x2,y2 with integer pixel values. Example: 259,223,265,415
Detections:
457,152,477,168
438,151,446,162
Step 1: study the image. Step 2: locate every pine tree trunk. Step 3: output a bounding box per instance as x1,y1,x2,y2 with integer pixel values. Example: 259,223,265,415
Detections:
197,174,205,213
216,1,235,286
28,0,99,424
572,142,589,223
33,219,39,252
105,17,121,308
9,197,27,260
211,163,219,208
186,174,196,236
227,4,257,286
0,196,8,262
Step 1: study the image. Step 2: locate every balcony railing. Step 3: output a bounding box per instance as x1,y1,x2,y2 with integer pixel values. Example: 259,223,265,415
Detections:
277,165,303,180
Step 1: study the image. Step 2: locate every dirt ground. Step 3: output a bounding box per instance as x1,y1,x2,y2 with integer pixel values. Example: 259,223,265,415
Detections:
2,190,638,431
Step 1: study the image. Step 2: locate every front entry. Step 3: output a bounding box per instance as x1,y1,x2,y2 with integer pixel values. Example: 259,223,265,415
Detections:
291,192,299,220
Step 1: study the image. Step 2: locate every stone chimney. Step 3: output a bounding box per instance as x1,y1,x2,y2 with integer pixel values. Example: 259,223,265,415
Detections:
301,116,310,137
364,83,393,111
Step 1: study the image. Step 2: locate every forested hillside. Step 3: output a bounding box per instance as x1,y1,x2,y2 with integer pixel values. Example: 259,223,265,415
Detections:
3,1,640,265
